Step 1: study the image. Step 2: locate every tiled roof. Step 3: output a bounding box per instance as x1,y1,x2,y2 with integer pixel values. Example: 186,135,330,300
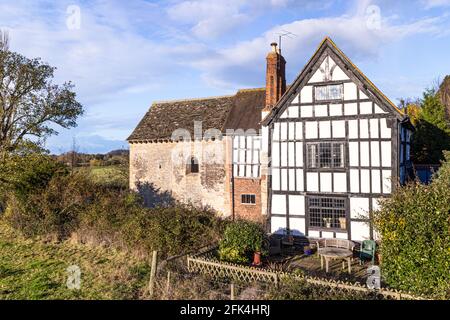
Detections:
127,89,265,141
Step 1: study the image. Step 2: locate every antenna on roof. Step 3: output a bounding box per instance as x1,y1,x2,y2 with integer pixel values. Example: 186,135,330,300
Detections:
275,30,297,53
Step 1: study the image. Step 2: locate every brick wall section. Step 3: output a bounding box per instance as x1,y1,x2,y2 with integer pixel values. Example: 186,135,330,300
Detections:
264,43,286,111
233,178,263,223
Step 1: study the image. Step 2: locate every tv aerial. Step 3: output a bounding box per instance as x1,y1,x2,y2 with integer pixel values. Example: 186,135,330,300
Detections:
275,30,297,52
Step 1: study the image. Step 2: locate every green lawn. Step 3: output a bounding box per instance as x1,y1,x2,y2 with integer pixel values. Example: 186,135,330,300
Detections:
0,222,149,300
80,165,128,188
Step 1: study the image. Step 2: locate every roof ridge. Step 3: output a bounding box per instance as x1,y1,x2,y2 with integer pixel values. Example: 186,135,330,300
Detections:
152,94,235,105
237,87,265,92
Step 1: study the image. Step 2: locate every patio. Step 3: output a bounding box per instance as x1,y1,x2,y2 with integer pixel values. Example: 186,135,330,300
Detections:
265,239,378,286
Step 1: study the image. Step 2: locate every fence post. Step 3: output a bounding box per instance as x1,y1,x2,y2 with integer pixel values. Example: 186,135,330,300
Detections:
149,250,158,298
166,271,171,299
230,283,235,300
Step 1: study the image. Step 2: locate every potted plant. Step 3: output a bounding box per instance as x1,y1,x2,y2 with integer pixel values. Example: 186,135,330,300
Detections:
338,217,347,229
323,217,332,228
303,245,313,256
252,250,262,266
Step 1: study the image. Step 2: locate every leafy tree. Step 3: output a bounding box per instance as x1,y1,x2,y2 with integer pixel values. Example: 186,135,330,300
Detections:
411,89,450,164
372,152,450,298
0,30,83,155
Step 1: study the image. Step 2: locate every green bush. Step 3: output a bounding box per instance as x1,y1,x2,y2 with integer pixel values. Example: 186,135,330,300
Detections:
372,151,450,298
218,220,266,264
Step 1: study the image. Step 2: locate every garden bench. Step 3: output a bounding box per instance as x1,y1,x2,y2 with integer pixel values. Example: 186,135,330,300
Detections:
315,239,355,273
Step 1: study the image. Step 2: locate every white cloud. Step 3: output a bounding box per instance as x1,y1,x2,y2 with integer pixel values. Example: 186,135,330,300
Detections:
422,0,450,8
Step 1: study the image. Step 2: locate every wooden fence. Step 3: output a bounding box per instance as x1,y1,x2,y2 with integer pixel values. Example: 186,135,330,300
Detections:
186,246,426,300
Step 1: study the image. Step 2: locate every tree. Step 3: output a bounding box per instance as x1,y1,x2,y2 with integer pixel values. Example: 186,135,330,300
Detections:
0,30,83,155
411,88,450,164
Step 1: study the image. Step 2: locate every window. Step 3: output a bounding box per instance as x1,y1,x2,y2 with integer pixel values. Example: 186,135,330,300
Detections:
315,84,343,101
232,135,261,178
308,197,346,230
241,194,256,205
186,156,199,174
307,142,345,168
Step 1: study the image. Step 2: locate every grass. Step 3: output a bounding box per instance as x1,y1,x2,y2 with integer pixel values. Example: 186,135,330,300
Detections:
0,221,149,300
78,165,128,188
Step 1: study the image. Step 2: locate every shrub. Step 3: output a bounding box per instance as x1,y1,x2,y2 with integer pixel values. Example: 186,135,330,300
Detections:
372,151,450,298
218,220,266,264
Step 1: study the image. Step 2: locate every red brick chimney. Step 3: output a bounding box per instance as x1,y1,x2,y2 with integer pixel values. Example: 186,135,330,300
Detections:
264,42,286,112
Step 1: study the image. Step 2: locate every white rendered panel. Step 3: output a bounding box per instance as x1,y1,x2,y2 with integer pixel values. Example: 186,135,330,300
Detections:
370,119,379,138
280,122,287,140
271,217,287,235
296,169,304,191
288,122,295,140
273,123,280,140
333,172,347,192
272,142,279,167
307,172,319,192
332,120,345,138
360,169,370,193
360,142,370,166
289,218,306,236
360,101,372,114
309,230,320,238
380,119,391,138
381,141,391,167
281,169,288,191
272,168,280,190
335,233,348,240
320,172,332,192
301,105,313,117
280,143,287,166
351,222,370,241
359,90,368,99
360,119,369,138
382,170,392,194
332,65,349,81
350,197,369,219
315,104,328,117
272,194,286,215
301,86,313,103
374,104,387,114
288,106,299,118
295,143,303,166
289,169,296,191
280,109,288,118
291,94,299,104
349,142,359,166
288,195,305,216
371,141,380,167
350,169,359,193
372,169,381,193
344,103,358,115
322,231,334,238
288,142,295,167
305,121,318,139
344,82,357,100
319,121,331,138
329,103,343,116
295,122,303,139
348,120,358,138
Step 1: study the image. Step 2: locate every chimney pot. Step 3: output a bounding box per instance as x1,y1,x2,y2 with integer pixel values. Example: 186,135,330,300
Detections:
270,42,278,52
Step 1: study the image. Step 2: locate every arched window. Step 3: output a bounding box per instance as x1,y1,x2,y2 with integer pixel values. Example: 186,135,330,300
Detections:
186,156,199,174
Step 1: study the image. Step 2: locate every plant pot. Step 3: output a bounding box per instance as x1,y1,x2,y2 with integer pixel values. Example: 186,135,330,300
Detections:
252,251,262,266
338,217,346,229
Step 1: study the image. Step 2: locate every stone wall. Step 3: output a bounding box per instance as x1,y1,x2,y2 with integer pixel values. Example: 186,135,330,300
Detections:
129,139,231,217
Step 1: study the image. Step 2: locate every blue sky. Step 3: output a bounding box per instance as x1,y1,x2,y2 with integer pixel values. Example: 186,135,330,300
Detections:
1,0,450,154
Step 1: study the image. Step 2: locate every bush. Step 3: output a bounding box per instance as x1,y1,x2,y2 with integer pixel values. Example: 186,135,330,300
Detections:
372,151,450,298
218,220,266,264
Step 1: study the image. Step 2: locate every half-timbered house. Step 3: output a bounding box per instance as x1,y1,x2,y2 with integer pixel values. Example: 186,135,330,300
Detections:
128,36,413,241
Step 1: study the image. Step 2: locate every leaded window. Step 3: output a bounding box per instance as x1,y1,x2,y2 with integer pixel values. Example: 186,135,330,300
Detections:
308,197,347,230
315,84,343,101
241,194,256,205
307,142,345,168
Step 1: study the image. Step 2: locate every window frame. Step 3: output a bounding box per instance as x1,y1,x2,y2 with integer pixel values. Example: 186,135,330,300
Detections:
306,141,345,169
314,83,344,102
307,196,347,231
241,194,256,205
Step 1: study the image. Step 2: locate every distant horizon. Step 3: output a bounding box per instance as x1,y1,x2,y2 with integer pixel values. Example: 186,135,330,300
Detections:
2,0,449,153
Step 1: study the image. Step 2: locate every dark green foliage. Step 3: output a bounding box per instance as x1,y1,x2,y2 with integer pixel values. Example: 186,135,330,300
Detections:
411,89,450,164
372,152,450,298
2,154,224,257
218,220,266,264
